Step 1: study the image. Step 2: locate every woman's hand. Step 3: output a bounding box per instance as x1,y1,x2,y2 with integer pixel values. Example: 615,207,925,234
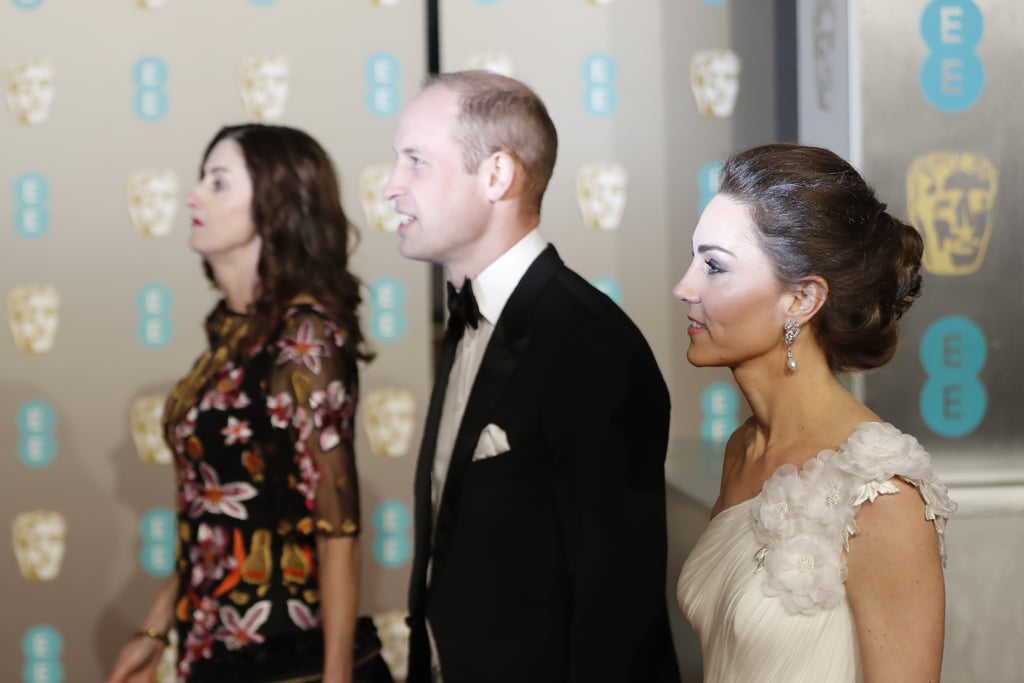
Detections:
106,632,166,683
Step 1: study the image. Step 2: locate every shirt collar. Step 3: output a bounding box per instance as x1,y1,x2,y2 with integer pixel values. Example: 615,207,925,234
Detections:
473,229,548,325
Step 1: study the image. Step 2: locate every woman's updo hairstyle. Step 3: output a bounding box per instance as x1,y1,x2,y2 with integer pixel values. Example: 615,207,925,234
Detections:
718,143,923,373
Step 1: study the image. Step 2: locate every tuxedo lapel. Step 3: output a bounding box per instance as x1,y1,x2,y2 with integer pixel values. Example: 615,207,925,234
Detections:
431,245,563,565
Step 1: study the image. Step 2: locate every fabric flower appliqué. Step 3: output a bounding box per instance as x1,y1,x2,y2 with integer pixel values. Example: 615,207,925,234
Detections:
833,421,931,484
761,534,847,614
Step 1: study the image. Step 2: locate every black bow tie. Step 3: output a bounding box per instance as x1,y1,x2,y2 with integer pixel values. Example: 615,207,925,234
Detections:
446,279,481,332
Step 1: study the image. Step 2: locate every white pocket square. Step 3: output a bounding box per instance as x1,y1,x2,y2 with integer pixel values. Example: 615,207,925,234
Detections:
472,423,511,461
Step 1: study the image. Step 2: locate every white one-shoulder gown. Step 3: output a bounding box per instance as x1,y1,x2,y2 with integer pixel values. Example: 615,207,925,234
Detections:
677,422,957,682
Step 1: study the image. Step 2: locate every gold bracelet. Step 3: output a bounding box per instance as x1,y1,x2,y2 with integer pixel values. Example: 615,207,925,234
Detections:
133,627,169,645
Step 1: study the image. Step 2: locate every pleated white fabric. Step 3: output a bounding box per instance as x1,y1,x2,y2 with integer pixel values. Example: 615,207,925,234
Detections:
676,422,956,683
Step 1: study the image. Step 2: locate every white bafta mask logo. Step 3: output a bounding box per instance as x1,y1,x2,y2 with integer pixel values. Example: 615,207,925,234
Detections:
8,285,60,354
5,59,56,125
371,0,400,5
373,610,411,680
587,0,616,5
136,0,169,8
12,510,67,581
463,52,515,78
239,54,290,121
363,388,416,458
130,394,172,465
813,0,837,112
128,169,179,238
153,628,177,683
360,164,402,233
576,162,628,231
689,49,741,118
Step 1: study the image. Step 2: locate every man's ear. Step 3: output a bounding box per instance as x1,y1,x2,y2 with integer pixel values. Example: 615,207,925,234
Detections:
785,275,829,323
481,151,517,202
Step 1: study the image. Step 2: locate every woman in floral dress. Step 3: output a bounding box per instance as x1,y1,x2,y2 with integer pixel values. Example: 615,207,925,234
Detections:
673,144,956,681
109,124,374,683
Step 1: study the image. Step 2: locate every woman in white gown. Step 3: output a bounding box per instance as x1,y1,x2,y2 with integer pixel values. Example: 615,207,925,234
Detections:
674,143,956,682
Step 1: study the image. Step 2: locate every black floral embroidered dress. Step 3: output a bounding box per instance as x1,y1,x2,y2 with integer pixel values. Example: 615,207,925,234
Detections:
164,302,360,681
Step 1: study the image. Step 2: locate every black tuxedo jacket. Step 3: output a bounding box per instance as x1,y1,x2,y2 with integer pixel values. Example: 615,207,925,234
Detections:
407,246,679,683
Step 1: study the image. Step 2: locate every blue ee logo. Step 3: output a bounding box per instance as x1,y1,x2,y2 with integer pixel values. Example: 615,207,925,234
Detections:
140,508,175,577
12,0,45,9
369,277,407,344
18,399,58,468
582,53,619,117
22,625,65,683
697,160,724,215
14,173,51,239
372,500,411,568
590,276,623,306
133,56,170,121
365,53,402,118
919,315,987,438
920,0,985,112
136,283,175,349
700,382,740,446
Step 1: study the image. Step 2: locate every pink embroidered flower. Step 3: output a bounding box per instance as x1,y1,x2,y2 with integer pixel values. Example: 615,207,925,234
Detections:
199,365,251,411
277,320,327,373
294,448,321,511
762,534,847,615
310,380,347,413
287,600,321,630
221,417,252,446
184,463,257,520
188,523,236,588
293,405,314,442
215,601,272,650
266,392,295,428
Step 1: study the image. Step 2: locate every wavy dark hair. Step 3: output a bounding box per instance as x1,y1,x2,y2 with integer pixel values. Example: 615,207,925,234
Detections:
199,123,373,362
718,143,923,373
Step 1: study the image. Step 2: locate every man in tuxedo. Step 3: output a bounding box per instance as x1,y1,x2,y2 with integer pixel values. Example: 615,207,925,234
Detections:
384,70,679,683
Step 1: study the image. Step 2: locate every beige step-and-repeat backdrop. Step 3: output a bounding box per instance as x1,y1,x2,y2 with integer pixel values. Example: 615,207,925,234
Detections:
1,0,782,680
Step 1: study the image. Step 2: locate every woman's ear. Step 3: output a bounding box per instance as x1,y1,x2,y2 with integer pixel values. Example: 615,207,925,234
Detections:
786,275,829,323
481,151,517,202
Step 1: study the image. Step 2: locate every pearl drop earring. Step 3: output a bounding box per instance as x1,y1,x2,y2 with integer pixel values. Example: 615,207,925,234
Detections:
784,321,801,372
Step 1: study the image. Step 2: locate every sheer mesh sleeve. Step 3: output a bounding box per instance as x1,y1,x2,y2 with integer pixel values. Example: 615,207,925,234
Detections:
266,307,360,538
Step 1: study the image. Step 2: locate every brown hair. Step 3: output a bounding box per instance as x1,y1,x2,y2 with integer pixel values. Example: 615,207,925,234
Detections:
718,143,923,373
198,123,373,362
427,70,558,215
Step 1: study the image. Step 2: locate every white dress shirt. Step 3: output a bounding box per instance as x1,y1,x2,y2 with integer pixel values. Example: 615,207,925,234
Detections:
431,228,548,519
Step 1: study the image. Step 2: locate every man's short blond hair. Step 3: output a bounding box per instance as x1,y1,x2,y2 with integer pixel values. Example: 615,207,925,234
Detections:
427,70,558,215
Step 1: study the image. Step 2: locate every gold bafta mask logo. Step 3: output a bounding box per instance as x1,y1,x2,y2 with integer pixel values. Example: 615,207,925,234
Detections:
128,169,179,238
8,284,60,354
907,152,998,276
360,164,402,233
136,0,169,8
689,49,741,119
463,52,515,77
373,610,410,681
239,54,290,122
587,0,615,5
813,0,837,112
576,162,628,231
130,394,172,465
5,59,56,125
12,510,67,581
363,388,416,458
372,0,400,5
